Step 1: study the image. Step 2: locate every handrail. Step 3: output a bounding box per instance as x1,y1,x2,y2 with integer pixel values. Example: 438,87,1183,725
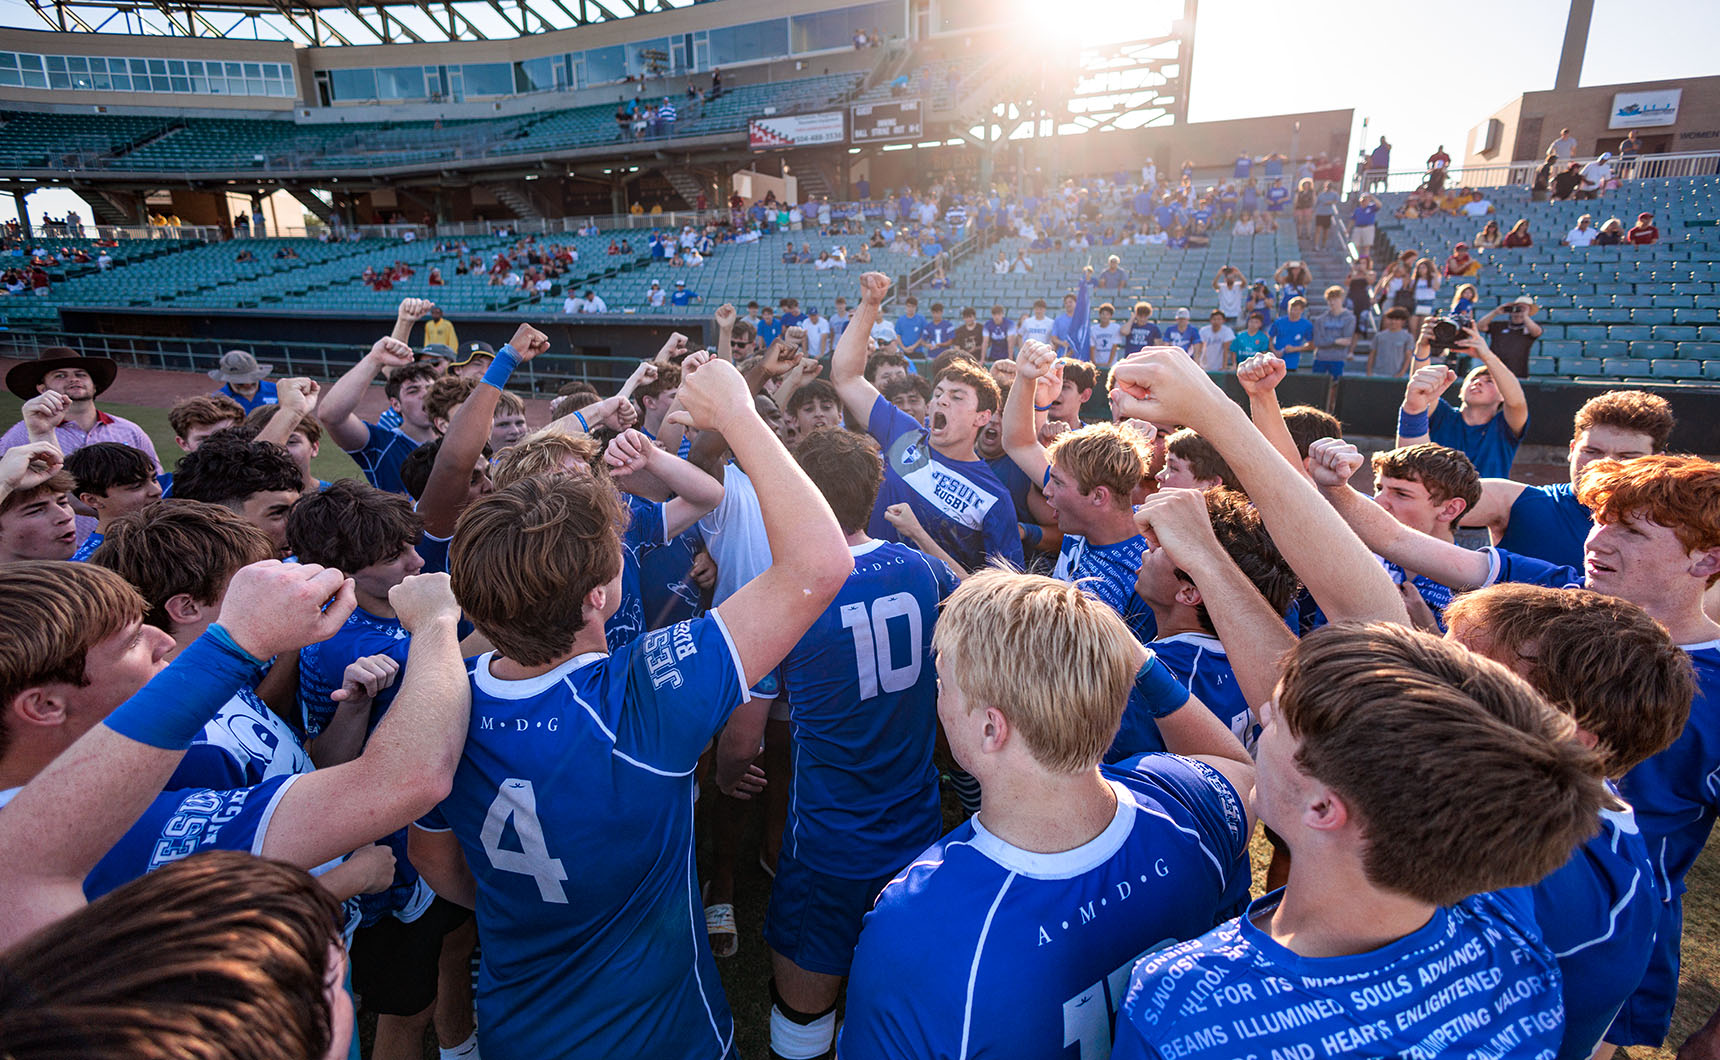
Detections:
1357,149,1720,196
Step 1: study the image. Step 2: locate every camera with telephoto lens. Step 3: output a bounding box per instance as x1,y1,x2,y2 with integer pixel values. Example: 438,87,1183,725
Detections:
1427,311,1471,353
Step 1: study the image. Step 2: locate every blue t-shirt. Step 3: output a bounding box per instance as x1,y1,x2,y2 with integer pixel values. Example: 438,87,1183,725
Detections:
1113,888,1565,1060
1496,481,1590,571
1352,202,1380,226
297,605,411,742
416,615,748,1060
607,497,668,651
866,395,1024,573
1151,632,1253,748
983,319,1015,360
779,541,956,879
637,525,704,630
170,686,314,791
1429,400,1526,480
70,530,103,562
670,288,698,306
1267,316,1312,369
217,379,279,414
841,757,1251,1060
1265,185,1290,211
896,313,928,349
1522,795,1660,1060
1107,652,1192,764
1053,532,1155,642
1163,323,1198,353
347,421,422,496
1382,559,1456,630
84,774,299,900
987,454,1034,526
922,319,955,353
1123,321,1162,354
757,319,784,347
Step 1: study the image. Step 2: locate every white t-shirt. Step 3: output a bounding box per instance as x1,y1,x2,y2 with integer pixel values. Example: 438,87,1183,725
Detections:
1461,200,1493,217
647,287,666,306
698,464,771,605
1215,281,1246,318
1566,226,1598,247
1089,321,1124,366
1018,315,1055,344
802,316,832,357
563,297,580,314
1197,324,1235,370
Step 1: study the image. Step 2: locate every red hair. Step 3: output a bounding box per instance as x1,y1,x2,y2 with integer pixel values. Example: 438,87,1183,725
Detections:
1578,455,1720,562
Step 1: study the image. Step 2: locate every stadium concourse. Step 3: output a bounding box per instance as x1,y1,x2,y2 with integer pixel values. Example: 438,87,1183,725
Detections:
11,2,1720,1057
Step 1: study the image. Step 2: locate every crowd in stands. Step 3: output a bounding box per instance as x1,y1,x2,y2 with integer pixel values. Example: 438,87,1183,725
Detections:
1,205,1720,1060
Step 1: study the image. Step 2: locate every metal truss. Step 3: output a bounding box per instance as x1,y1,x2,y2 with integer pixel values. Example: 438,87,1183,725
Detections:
22,0,697,44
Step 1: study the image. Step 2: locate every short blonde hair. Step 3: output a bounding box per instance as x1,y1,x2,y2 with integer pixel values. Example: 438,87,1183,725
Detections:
1046,422,1149,503
492,431,603,489
932,570,1137,773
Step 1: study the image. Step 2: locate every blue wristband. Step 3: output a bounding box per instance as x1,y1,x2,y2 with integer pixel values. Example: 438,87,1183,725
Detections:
1135,654,1191,719
1034,403,1056,412
1020,522,1043,549
573,410,590,433
102,624,264,750
1397,407,1430,437
480,343,523,392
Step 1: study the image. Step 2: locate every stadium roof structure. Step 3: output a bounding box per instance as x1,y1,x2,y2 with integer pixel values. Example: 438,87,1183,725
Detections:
18,0,699,45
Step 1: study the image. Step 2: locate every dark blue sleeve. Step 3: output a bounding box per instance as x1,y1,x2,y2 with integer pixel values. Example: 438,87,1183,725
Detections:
625,497,668,552
1114,753,1250,881
984,499,1025,569
1133,654,1191,718
1488,547,1583,589
866,392,915,450
417,533,452,576
167,743,248,793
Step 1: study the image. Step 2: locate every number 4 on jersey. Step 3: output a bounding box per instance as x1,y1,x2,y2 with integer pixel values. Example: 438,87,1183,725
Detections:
482,778,569,903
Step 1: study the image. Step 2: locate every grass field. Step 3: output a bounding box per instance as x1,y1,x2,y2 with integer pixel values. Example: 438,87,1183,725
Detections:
5,389,1716,1057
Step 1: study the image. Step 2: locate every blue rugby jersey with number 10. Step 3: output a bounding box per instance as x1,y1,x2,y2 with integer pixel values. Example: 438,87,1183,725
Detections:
839,755,1250,1060
415,614,750,1060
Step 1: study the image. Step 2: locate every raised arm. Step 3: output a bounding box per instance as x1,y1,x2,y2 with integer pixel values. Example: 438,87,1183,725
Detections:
713,303,737,363
1110,349,1408,625
673,355,850,686
318,336,415,452
258,573,468,871
18,392,70,447
0,562,357,948
603,429,723,537
1308,438,1492,590
1456,477,1530,535
255,379,319,450
831,272,890,432
1395,361,1457,449
389,297,434,346
1002,340,1057,485
419,324,549,537
1459,325,1528,434
1234,353,1306,477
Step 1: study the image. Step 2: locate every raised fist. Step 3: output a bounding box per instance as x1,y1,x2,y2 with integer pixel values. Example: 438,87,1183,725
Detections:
396,297,434,322
331,653,400,705
665,356,753,435
20,391,69,436
387,571,460,633
1402,364,1457,415
604,428,654,476
713,303,737,330
276,377,320,416
509,323,550,359
216,561,357,660
859,272,890,307
368,336,415,368
1235,353,1287,398
656,332,689,365
1307,437,1365,489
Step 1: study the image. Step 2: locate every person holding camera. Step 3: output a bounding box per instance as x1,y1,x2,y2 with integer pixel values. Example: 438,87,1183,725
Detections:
1477,296,1543,377
1396,322,1529,478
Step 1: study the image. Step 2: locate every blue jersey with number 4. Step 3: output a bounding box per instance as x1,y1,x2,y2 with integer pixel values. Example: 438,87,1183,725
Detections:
779,541,955,880
417,615,750,1060
840,756,1250,1060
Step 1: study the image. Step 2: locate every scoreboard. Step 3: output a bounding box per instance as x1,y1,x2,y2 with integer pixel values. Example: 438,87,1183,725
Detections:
850,100,923,144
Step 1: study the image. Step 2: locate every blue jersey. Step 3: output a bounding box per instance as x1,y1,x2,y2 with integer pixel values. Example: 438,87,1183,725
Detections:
417,615,749,1060
1267,317,1313,370
83,774,299,900
1114,888,1564,1060
1523,796,1659,1060
1497,481,1590,570
418,531,452,575
1382,559,1456,630
1163,324,1198,353
896,313,928,348
987,455,1034,525
1430,399,1526,480
779,541,955,879
1053,533,1156,642
983,319,1015,360
70,530,103,561
607,497,668,651
922,319,955,353
866,396,1024,573
638,524,704,630
1152,632,1254,748
171,686,313,791
1107,652,1192,763
1123,321,1162,354
347,421,421,496
841,757,1250,1060
297,605,411,741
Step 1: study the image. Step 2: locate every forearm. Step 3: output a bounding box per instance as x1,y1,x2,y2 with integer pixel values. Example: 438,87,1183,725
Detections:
716,324,734,363
254,407,302,449
1321,482,1490,590
1203,406,1408,624
715,702,768,792
308,699,374,768
350,617,466,812
1179,551,1298,713
420,352,510,536
319,355,383,430
649,449,724,536
389,313,415,345
316,856,382,902
898,517,970,579
1001,377,1050,482
1246,389,1307,477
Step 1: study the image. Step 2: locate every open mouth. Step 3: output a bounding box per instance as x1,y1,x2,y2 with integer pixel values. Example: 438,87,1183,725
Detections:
1585,557,1616,576
931,411,948,432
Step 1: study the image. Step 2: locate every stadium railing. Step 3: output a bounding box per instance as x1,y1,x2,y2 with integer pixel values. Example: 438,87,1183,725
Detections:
1357,150,1720,195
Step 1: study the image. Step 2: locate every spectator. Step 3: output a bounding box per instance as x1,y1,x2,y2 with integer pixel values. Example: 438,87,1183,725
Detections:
1397,325,1529,479
1579,153,1613,199
1308,286,1357,378
1409,258,1442,334
1552,162,1584,202
206,350,279,414
1443,243,1481,279
1267,297,1314,371
1213,266,1246,323
1371,306,1416,375
1471,219,1501,250
1477,296,1543,378
1273,261,1311,315
1459,189,1493,217
1195,309,1235,371
1292,178,1316,240
1312,180,1341,250
670,279,701,306
1365,136,1392,190
564,288,607,314
1095,255,1129,291
1350,193,1380,253
1502,218,1533,247
645,280,666,307
1627,212,1661,245
1162,308,1199,357
1596,218,1626,246
1563,214,1599,248
1231,311,1269,360
1425,144,1452,192
1531,152,1558,202
1549,126,1578,164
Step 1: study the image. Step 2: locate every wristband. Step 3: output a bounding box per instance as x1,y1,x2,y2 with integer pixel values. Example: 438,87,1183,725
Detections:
1397,408,1430,437
1135,654,1190,719
479,343,523,392
1019,522,1043,549
573,409,590,433
102,624,264,749
1034,402,1056,412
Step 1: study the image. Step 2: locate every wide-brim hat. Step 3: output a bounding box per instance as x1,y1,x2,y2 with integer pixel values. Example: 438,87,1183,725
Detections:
450,341,495,368
208,348,273,385
7,345,118,400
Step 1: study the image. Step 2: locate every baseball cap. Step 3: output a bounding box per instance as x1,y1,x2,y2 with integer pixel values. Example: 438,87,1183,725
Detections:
1174,308,1190,319
650,280,661,286
450,341,496,367
416,343,456,363
1638,212,1654,220
1512,295,1536,307
1454,242,1468,250
675,279,685,286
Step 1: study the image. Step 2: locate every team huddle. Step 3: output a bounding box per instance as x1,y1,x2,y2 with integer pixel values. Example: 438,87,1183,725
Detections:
0,269,1716,1060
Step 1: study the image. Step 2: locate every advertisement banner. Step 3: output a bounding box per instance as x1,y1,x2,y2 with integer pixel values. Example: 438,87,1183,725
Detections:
748,111,845,150
1609,89,1681,129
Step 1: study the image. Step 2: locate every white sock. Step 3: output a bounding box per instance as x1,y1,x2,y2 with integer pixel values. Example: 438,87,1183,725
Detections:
438,1031,480,1060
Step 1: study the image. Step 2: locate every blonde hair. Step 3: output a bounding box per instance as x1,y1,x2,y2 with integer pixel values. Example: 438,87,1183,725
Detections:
1046,422,1149,503
491,431,603,489
932,570,1137,772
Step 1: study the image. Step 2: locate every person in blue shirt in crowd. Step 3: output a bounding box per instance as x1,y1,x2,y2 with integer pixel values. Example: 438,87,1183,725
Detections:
208,349,279,414
982,304,1017,361
1233,151,1252,179
832,273,1024,573
916,302,954,357
1050,271,1094,359
1460,389,1673,570
408,353,852,1060
715,427,955,1060
1121,300,1161,354
894,296,927,352
1445,584,1694,1060
1307,441,1720,1058
1162,307,1199,355
1396,323,1529,480
756,305,783,348
1265,295,1314,370
62,442,160,562
1264,177,1290,213
840,568,1257,1060
670,279,701,306
319,334,439,496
